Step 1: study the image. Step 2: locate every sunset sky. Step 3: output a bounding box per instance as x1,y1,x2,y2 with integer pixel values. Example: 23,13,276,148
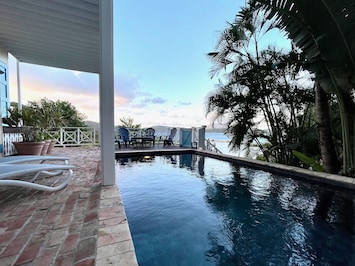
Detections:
8,0,289,128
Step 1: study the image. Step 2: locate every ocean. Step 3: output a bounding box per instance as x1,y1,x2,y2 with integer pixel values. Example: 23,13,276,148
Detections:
205,132,262,158
205,132,239,156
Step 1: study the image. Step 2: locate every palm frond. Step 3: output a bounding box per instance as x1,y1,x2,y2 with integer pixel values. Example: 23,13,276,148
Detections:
252,0,355,91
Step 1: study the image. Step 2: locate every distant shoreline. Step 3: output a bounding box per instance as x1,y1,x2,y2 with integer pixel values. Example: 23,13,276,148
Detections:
85,121,227,134
205,128,226,133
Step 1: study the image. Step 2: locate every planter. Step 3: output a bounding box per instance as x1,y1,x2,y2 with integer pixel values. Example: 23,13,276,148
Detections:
46,139,57,154
41,140,51,155
13,141,45,156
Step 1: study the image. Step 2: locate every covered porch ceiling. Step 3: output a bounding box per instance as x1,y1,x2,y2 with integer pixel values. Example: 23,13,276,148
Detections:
0,0,116,186
0,0,100,73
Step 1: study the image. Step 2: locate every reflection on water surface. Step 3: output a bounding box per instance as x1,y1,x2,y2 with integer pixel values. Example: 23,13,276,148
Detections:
116,154,355,266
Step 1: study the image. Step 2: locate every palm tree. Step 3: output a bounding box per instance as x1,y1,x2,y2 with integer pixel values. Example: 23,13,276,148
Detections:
250,0,355,175
207,4,315,165
119,117,141,129
315,84,341,173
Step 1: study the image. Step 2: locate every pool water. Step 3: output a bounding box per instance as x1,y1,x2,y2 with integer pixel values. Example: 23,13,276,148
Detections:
116,154,355,266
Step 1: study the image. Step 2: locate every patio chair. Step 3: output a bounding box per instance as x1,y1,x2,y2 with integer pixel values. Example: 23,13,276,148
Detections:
144,127,155,146
0,155,69,165
117,127,134,148
0,164,74,192
164,128,177,147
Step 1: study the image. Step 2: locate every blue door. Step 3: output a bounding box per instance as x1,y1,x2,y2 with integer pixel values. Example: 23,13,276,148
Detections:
180,128,192,147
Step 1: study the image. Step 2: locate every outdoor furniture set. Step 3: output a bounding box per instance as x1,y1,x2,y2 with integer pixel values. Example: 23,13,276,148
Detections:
117,127,177,149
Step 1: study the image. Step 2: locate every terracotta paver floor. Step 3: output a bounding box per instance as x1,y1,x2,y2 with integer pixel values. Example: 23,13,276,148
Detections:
0,146,138,266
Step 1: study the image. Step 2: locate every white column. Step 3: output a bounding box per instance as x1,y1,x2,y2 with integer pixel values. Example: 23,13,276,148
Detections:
198,125,206,150
99,0,115,185
16,59,22,110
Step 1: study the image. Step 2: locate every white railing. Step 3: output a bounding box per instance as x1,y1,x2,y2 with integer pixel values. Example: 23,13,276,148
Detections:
3,127,100,156
3,131,22,156
47,127,100,147
205,139,223,153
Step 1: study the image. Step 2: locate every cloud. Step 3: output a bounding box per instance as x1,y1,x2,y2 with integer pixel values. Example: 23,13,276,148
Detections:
9,56,146,104
130,102,147,108
14,62,99,94
177,100,191,106
151,97,166,104
7,56,209,127
114,73,141,100
128,96,168,108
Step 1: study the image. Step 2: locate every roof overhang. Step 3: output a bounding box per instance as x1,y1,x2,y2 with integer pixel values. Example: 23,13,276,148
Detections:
0,0,100,73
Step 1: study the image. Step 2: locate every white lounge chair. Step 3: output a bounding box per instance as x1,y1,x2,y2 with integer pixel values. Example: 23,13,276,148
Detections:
0,164,74,192
0,155,69,165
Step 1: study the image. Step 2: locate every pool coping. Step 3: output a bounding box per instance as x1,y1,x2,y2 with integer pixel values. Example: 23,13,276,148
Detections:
96,184,139,265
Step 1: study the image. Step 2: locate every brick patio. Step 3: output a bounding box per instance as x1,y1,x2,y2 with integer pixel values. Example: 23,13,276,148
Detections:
0,147,138,266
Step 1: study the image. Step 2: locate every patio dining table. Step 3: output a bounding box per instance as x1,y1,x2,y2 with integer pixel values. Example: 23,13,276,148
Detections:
131,137,155,147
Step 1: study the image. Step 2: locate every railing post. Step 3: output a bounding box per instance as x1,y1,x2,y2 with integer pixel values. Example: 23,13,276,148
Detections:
60,128,64,146
77,128,80,145
191,127,198,149
198,125,206,150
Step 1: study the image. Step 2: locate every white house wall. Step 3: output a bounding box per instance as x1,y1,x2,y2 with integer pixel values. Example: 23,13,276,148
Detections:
0,47,8,64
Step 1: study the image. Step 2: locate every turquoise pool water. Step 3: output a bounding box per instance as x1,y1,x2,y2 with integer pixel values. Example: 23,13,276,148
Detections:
116,154,355,266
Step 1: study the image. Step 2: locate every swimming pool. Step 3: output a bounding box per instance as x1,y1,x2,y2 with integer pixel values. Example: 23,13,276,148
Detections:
116,154,355,266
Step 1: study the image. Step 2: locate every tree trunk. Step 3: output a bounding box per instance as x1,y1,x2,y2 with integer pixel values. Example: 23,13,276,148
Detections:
315,84,341,174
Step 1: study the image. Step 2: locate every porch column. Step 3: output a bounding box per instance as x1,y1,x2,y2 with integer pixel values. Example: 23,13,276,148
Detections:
16,59,22,110
198,125,206,150
99,0,115,185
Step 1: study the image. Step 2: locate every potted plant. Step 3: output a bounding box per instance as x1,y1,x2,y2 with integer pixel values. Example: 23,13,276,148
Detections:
4,99,84,155
3,103,45,155
13,127,45,155
41,132,57,154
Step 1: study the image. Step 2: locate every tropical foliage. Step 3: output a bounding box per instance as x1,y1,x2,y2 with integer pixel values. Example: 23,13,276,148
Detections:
118,117,141,129
249,0,355,176
206,3,316,165
3,98,86,141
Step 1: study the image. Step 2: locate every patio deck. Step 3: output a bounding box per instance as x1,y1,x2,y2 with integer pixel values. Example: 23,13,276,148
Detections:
0,146,141,266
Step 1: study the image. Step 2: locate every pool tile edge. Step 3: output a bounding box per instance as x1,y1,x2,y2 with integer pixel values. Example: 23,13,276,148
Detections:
96,185,139,266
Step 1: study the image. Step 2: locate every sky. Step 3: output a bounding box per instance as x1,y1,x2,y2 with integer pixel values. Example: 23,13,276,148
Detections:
7,0,288,128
